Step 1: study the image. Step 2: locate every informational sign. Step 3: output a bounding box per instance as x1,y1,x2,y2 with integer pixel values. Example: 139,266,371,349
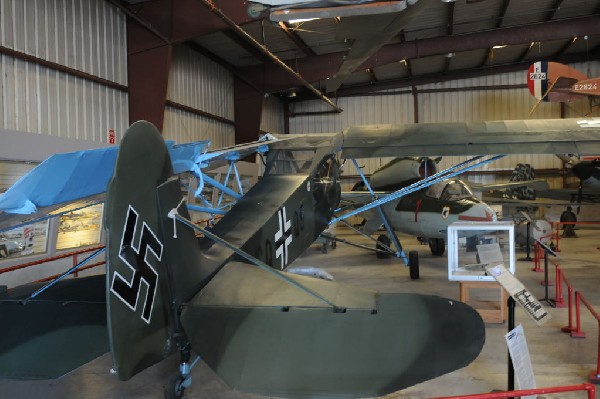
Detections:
486,264,551,326
506,324,537,399
476,242,504,265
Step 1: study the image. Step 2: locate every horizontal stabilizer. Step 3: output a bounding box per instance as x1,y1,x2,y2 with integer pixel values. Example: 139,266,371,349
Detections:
0,275,108,380
182,263,485,398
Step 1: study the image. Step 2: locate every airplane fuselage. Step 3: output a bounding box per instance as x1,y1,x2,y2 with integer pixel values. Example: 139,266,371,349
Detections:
376,188,496,239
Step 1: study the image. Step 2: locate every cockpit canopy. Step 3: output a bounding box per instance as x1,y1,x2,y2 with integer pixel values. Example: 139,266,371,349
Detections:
425,180,477,201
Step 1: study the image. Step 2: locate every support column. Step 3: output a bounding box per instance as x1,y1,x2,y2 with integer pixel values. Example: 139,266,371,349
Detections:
127,22,172,132
234,77,264,144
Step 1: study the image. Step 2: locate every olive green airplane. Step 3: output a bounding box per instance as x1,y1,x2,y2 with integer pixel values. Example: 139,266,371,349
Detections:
3,118,600,399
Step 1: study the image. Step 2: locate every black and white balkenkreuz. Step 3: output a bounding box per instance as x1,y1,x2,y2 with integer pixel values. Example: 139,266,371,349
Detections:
110,205,163,324
274,206,293,270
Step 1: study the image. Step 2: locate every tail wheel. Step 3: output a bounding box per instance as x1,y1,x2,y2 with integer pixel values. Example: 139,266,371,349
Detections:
409,251,419,280
428,238,445,256
164,373,185,399
376,234,392,259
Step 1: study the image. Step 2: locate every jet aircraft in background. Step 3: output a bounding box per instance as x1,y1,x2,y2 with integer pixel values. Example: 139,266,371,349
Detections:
344,157,547,257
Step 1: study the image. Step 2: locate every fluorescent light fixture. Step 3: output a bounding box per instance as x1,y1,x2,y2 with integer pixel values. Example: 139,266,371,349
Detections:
492,45,507,49
288,17,319,24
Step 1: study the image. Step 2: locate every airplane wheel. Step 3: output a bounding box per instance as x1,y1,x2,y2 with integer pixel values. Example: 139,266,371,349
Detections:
409,251,419,280
428,238,445,256
164,373,185,399
376,234,391,259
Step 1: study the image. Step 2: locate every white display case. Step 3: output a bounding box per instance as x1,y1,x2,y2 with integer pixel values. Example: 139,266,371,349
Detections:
447,221,515,281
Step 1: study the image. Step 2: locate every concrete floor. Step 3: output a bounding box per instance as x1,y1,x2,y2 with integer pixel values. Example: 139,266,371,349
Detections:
1,226,600,399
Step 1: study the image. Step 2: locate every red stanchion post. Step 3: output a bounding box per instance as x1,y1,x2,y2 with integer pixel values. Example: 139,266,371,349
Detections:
561,283,575,333
554,264,566,308
571,292,587,338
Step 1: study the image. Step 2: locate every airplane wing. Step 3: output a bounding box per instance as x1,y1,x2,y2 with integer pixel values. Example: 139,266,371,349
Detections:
0,275,108,379
325,0,434,92
0,135,283,232
337,118,600,158
469,179,550,192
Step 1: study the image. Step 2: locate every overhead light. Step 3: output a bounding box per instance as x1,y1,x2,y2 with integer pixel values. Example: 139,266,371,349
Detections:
288,17,319,24
270,2,408,22
399,58,407,65
287,89,297,98
446,52,455,58
492,44,507,49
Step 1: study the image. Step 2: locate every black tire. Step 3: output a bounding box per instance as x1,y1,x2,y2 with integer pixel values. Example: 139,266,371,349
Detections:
428,238,445,256
376,234,392,259
409,251,420,280
164,373,185,399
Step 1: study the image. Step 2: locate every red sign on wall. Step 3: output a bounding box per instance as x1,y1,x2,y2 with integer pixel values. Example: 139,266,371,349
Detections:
109,129,115,144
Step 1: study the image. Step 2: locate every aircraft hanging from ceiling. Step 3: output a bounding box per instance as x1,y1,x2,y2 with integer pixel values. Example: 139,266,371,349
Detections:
2,118,600,397
250,0,433,92
528,61,600,113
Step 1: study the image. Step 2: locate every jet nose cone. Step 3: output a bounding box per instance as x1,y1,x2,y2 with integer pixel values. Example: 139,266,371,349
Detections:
458,202,497,222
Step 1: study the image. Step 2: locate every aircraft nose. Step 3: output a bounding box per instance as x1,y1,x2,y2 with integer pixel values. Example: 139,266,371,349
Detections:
458,202,497,222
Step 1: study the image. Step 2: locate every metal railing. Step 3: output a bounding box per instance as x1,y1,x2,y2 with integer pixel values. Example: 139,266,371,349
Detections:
0,245,106,287
430,383,595,399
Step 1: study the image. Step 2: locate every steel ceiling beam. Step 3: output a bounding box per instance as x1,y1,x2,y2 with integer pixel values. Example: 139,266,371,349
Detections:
278,22,317,57
196,0,342,113
290,49,600,100
239,15,600,94
114,0,260,54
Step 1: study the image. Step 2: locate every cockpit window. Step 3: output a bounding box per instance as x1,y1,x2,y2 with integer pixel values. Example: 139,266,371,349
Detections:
440,180,475,201
425,182,445,199
425,180,475,200
265,150,315,175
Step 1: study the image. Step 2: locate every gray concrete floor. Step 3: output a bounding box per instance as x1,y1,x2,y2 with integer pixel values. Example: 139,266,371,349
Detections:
1,226,600,399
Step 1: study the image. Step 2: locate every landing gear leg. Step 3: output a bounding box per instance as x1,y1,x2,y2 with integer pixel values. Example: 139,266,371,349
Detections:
428,238,445,256
409,251,420,280
376,234,392,259
164,344,199,399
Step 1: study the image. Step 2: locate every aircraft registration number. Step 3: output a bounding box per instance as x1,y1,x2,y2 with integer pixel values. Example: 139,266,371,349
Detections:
573,83,598,91
529,72,546,80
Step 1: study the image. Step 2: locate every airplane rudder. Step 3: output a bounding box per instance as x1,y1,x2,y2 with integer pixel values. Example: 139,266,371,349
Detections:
104,121,178,380
528,61,549,101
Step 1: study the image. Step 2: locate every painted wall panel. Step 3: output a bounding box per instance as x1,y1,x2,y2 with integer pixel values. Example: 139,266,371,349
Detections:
168,46,234,121
1,0,127,85
261,95,284,134
0,0,129,143
163,107,234,148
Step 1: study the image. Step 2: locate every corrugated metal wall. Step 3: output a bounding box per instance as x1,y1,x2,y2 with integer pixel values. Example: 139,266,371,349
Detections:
0,0,129,142
163,45,235,147
288,61,600,184
261,94,284,134
0,161,35,191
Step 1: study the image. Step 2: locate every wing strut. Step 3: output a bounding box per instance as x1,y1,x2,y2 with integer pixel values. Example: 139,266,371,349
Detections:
331,154,506,223
350,158,409,263
168,207,339,309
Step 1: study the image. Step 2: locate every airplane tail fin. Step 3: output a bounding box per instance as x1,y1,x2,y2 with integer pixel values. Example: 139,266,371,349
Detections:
528,61,588,102
104,121,213,381
508,163,536,200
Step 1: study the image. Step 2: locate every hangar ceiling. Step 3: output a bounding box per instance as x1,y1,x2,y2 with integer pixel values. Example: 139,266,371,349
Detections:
111,0,600,139
117,0,600,100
